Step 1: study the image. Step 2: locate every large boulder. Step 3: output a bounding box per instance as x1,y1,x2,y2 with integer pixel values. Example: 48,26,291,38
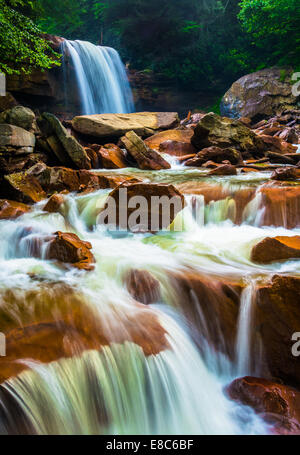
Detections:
191,113,264,155
72,112,179,138
226,376,300,434
0,106,36,131
0,92,18,113
120,130,171,170
46,231,95,271
221,67,299,120
99,182,185,231
0,124,35,154
40,113,91,169
251,236,300,263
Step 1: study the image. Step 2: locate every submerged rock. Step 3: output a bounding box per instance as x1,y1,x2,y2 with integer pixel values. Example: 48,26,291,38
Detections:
271,167,300,181
125,269,161,305
221,67,298,119
208,164,237,176
120,130,171,170
47,231,96,271
251,236,300,263
43,193,65,213
72,112,180,138
226,376,300,434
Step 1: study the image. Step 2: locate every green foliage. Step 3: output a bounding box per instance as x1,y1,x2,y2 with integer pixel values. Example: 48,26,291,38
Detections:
239,0,300,67
0,0,60,74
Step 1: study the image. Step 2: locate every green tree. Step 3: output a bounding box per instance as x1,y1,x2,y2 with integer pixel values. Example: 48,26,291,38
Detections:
239,0,300,67
0,0,60,74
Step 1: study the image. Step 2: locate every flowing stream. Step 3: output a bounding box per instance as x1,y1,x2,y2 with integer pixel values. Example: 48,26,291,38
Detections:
61,40,134,115
0,167,300,435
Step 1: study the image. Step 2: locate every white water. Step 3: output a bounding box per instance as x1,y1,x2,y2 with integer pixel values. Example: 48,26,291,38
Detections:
61,40,134,115
1,170,300,434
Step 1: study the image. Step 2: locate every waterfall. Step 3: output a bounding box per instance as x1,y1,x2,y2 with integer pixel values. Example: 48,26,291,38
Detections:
61,40,134,115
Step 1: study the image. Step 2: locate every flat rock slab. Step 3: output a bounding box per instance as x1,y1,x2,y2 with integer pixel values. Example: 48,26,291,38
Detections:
251,235,300,263
0,124,35,149
72,112,179,138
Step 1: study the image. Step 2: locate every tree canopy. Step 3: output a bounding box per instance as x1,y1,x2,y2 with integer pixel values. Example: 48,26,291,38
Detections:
0,0,60,74
1,0,299,87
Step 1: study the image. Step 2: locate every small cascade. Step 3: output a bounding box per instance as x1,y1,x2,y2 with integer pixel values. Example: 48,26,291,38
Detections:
235,280,258,376
61,40,134,115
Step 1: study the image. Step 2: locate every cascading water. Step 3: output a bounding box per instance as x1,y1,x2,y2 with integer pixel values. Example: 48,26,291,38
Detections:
61,40,134,115
1,168,300,435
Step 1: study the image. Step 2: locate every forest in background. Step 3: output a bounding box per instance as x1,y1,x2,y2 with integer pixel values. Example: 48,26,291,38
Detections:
0,0,299,92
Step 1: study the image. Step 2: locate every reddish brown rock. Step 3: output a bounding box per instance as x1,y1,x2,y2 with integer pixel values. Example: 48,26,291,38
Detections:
3,172,46,203
0,283,169,384
260,135,297,155
100,183,185,232
144,129,194,152
47,231,96,270
208,164,237,176
159,140,196,157
0,199,30,219
255,275,300,385
185,146,242,167
251,236,300,263
125,269,161,305
279,127,299,144
226,376,300,434
98,144,128,169
43,194,65,213
120,130,171,170
259,183,300,228
271,167,300,181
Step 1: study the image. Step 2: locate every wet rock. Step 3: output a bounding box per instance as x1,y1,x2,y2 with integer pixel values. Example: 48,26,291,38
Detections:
226,376,300,434
0,283,169,383
41,113,91,169
120,130,171,170
259,183,300,228
98,144,128,169
47,231,95,271
251,236,300,263
0,152,49,176
208,164,237,176
100,182,185,231
125,269,161,305
278,127,299,144
191,113,264,155
3,172,46,203
0,124,35,154
43,194,65,213
0,106,36,131
265,151,295,165
185,146,242,167
159,140,196,157
144,129,194,152
72,112,180,138
255,275,300,385
221,67,298,119
0,199,30,219
259,134,297,155
271,167,300,181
